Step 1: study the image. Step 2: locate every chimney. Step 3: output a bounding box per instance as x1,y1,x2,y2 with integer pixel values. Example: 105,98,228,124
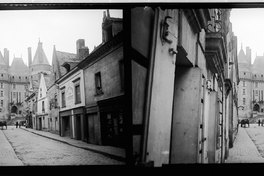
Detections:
4,48,9,66
28,47,32,67
102,10,113,43
76,39,89,59
246,46,251,65
76,39,85,56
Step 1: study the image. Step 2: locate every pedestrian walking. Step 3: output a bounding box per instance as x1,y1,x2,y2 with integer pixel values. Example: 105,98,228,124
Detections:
258,119,261,126
262,119,264,126
15,121,18,128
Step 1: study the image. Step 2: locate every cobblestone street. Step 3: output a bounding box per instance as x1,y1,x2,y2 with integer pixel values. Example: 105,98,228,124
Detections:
0,126,124,166
227,124,264,163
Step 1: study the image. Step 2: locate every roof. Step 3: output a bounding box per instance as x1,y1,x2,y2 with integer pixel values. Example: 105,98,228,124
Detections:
54,50,77,78
9,57,29,75
43,73,54,89
238,47,247,64
252,56,264,73
32,41,50,66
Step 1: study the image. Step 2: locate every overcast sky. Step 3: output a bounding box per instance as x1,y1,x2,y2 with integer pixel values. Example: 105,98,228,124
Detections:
230,8,264,64
0,9,122,66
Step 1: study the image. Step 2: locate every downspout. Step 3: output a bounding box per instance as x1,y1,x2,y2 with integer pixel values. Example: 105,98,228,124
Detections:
141,7,159,164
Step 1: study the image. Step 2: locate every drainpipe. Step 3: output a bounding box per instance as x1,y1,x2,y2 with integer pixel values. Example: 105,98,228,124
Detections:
141,7,159,164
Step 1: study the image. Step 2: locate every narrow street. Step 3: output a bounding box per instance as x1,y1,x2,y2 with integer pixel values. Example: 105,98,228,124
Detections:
227,124,264,163
0,126,124,166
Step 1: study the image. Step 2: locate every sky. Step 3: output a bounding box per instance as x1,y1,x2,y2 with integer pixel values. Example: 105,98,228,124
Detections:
0,9,122,66
230,8,264,64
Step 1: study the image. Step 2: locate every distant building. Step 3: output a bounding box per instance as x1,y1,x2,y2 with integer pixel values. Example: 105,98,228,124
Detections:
238,45,264,119
0,48,29,120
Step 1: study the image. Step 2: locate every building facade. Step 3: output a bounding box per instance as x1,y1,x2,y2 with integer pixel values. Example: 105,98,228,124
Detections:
238,46,264,120
131,8,239,165
0,48,30,120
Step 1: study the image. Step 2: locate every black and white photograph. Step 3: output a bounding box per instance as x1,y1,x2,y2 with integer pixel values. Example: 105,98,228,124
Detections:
0,6,125,166
131,6,264,166
3,1,264,174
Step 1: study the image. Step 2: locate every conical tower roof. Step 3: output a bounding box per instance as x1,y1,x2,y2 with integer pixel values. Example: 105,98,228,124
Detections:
32,41,50,66
238,46,247,63
9,57,29,75
253,55,264,73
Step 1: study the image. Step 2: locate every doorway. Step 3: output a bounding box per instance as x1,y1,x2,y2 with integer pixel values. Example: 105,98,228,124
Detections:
75,114,81,140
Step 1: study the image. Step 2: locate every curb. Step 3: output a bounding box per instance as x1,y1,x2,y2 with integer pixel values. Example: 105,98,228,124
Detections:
20,128,126,163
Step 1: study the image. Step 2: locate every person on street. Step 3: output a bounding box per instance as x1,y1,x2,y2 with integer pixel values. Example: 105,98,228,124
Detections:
16,121,18,128
258,119,261,126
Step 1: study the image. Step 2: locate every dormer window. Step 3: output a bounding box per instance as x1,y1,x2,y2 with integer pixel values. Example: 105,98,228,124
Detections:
63,63,71,73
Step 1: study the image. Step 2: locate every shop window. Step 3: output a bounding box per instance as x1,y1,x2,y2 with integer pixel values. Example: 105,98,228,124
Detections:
95,72,103,95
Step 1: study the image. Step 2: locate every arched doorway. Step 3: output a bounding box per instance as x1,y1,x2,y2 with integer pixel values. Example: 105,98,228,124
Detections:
253,104,260,112
11,106,18,114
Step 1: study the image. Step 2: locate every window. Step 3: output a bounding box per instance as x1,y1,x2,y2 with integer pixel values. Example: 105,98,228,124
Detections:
75,83,81,104
243,89,245,95
0,82,3,89
13,84,16,89
243,98,246,105
243,81,245,87
54,94,58,108
19,76,21,79
244,72,246,75
0,91,3,97
95,72,103,95
119,60,124,91
256,82,258,88
61,90,66,108
0,100,3,107
1,74,3,77
42,101,45,113
256,90,259,96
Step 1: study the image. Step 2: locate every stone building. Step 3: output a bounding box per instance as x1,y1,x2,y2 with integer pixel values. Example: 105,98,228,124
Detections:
25,40,53,129
131,8,239,165
237,45,264,120
49,40,89,135
57,10,124,148
0,48,30,120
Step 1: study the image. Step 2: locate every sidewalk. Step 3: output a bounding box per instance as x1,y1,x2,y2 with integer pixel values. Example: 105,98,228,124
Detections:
0,130,23,166
20,127,126,162
226,126,264,163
